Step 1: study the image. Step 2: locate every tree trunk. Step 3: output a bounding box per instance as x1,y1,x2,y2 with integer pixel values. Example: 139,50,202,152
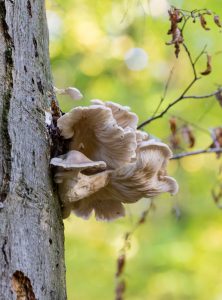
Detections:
0,1,66,299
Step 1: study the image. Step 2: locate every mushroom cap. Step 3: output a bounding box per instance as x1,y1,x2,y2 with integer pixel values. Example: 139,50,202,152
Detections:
139,139,173,158
57,105,137,169
54,86,83,100
91,99,138,130
50,150,107,183
64,87,83,100
103,140,178,203
136,130,149,144
50,150,106,170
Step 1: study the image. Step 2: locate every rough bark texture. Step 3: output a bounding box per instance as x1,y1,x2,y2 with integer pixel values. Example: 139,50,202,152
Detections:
0,1,66,299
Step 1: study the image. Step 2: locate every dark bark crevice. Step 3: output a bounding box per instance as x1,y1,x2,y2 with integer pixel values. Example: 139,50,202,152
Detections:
0,1,13,204
1,236,8,265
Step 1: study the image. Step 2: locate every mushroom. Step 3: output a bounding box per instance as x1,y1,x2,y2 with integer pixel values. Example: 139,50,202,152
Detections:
109,140,178,202
70,191,125,221
91,99,138,130
51,150,110,218
57,104,137,169
51,100,178,221
51,150,106,180
54,86,83,100
136,130,149,145
68,140,178,220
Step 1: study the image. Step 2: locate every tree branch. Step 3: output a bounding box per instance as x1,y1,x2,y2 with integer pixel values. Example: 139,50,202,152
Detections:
137,44,209,129
182,90,221,99
171,147,222,160
137,87,220,129
151,66,175,118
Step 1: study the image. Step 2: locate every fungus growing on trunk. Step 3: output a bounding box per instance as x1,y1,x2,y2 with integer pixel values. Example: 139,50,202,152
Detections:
54,86,83,100
51,101,178,220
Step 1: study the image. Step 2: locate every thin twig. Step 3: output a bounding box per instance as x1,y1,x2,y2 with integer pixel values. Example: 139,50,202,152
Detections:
197,101,216,122
138,83,212,129
183,43,206,78
183,91,220,99
120,0,131,24
193,45,207,64
181,16,190,34
171,147,222,159
152,66,175,117
137,44,212,129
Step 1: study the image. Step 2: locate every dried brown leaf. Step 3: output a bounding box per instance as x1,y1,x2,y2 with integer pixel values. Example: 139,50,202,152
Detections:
181,125,195,148
211,127,222,152
115,280,126,300
175,43,180,58
200,54,212,75
116,255,125,277
166,8,184,58
170,134,180,150
169,117,177,134
215,89,222,107
199,14,210,30
166,28,183,45
212,187,222,209
138,209,149,224
214,15,222,27
168,8,182,24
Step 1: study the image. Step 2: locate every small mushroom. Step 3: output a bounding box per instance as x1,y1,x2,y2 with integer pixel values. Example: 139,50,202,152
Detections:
51,150,106,177
136,130,149,145
54,86,83,100
51,150,109,218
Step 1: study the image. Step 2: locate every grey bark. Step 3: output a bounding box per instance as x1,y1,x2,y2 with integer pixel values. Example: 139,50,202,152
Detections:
0,1,66,299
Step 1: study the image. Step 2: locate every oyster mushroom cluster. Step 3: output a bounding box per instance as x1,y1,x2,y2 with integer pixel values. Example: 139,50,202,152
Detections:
51,100,178,220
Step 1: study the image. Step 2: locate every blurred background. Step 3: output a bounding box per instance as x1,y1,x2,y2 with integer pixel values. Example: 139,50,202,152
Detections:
46,0,222,299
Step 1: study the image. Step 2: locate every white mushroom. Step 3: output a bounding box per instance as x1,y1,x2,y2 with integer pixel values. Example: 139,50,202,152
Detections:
52,101,178,221
50,150,109,217
68,140,178,220
51,150,106,176
57,105,137,169
91,99,138,130
109,140,178,202
70,192,125,221
136,130,149,145
54,86,83,100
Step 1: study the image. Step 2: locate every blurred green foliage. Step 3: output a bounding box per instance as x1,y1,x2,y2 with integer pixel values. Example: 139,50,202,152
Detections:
46,0,222,299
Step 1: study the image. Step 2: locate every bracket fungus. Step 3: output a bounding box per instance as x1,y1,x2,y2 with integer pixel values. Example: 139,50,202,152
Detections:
51,100,178,221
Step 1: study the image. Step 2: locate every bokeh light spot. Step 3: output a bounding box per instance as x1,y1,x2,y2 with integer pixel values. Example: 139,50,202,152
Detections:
124,48,148,71
46,10,63,41
148,0,169,17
